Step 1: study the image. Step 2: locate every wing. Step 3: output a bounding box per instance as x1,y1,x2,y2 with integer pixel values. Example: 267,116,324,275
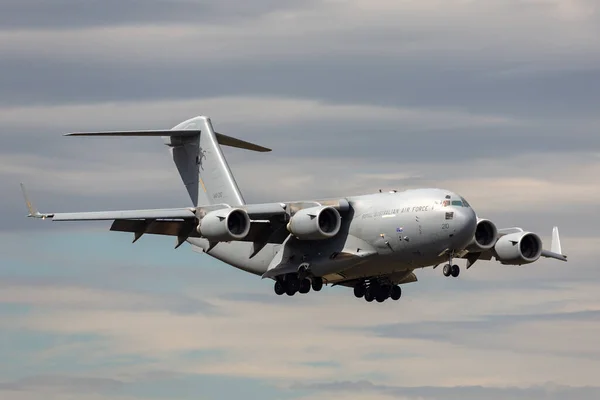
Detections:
20,184,350,249
460,225,567,268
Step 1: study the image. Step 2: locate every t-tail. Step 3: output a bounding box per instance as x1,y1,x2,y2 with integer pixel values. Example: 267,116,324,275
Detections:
65,116,271,207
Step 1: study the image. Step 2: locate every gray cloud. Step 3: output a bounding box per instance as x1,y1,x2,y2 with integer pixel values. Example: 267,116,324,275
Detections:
359,308,600,360
292,380,600,400
0,0,315,29
0,375,125,393
2,56,599,118
1,3,600,399
0,278,216,316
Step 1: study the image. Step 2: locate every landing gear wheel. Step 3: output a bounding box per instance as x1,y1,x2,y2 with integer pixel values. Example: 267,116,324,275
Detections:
451,264,460,278
286,278,299,296
376,291,387,303
364,288,375,302
274,280,285,295
443,264,452,277
289,278,300,292
299,278,311,294
285,286,296,296
354,284,366,298
390,285,401,301
311,277,323,292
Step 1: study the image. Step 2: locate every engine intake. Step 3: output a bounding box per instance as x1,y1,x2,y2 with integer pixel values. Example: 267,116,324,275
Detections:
494,232,542,265
287,206,341,240
466,219,498,251
197,208,251,242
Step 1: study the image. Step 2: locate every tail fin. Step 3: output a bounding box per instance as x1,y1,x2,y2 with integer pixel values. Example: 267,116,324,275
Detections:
169,116,253,207
65,115,270,207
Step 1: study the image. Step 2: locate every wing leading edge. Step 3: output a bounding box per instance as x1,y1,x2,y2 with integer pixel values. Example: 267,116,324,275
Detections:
20,185,196,221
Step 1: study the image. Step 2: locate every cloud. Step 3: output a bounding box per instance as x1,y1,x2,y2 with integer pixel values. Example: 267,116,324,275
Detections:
2,0,598,67
292,380,600,400
0,0,314,29
0,95,518,134
0,375,125,394
1,1,599,398
3,269,600,387
0,280,214,315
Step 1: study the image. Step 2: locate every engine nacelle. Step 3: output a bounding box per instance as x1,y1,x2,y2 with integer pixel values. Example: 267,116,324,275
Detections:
287,206,341,240
196,208,251,242
494,232,542,265
466,218,498,252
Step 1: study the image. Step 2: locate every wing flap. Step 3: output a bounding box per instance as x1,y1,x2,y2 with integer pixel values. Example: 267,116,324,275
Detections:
110,219,200,237
110,218,287,244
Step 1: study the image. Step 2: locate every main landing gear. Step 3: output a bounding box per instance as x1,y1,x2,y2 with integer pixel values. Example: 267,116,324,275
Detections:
274,274,323,296
353,280,402,303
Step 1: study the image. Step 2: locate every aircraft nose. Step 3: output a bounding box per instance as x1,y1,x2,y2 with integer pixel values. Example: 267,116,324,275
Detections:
453,205,477,247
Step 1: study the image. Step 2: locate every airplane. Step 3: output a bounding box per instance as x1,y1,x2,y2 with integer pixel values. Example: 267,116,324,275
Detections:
21,116,568,303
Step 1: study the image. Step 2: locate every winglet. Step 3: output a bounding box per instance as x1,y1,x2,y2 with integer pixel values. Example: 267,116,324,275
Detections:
551,226,562,254
20,184,53,219
540,226,567,262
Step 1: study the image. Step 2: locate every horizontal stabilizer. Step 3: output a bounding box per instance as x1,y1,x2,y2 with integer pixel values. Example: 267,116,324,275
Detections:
65,130,271,152
65,130,198,137
215,132,271,152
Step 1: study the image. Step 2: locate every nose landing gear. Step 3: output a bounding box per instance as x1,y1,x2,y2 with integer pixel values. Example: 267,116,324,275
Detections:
443,264,460,278
441,251,461,278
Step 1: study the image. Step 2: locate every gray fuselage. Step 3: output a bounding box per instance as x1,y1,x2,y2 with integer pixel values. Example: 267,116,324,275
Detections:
188,188,477,284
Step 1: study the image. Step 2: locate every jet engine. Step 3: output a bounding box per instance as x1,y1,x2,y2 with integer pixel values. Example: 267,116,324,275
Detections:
466,218,498,252
494,232,542,265
196,208,251,242
287,206,341,240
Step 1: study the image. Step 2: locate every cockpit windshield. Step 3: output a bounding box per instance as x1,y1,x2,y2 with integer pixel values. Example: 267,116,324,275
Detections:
442,196,471,208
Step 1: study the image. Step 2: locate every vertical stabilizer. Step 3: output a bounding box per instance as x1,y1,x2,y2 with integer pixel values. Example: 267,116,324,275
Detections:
169,116,245,206
63,115,269,207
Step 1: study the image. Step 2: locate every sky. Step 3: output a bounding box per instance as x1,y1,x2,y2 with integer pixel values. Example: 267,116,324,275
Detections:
1,0,600,399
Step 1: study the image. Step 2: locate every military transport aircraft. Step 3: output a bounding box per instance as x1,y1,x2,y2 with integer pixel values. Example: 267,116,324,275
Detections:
21,116,567,303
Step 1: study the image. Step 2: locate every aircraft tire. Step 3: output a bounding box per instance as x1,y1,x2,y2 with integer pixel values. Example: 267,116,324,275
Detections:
286,277,299,296
289,278,300,291
376,291,387,303
390,285,401,300
364,288,375,302
299,278,311,294
443,264,452,277
311,277,324,291
354,284,365,298
451,265,460,278
274,280,285,295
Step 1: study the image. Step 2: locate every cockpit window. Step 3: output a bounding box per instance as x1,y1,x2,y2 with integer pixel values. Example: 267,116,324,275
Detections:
451,200,463,207
460,197,471,208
